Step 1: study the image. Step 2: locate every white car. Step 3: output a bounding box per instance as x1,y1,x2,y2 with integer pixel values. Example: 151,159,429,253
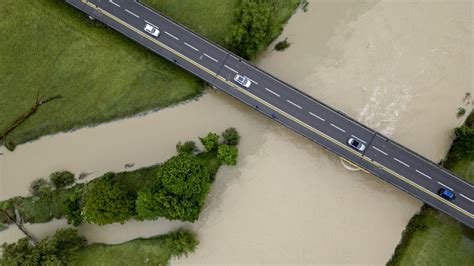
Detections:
144,24,160,37
347,137,366,152
234,74,251,88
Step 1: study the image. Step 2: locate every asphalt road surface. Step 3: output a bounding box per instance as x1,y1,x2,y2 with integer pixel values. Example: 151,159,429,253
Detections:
67,0,473,227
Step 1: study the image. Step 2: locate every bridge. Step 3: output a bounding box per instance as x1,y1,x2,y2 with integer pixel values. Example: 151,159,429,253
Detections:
67,0,473,228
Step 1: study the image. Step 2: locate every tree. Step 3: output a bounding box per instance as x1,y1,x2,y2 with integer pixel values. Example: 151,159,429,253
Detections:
0,228,85,265
221,127,240,145
176,141,198,154
217,145,239,166
450,125,474,161
231,0,278,59
199,132,219,152
136,153,211,222
29,178,51,197
83,173,135,225
50,171,75,189
0,199,37,243
63,190,83,226
162,229,199,259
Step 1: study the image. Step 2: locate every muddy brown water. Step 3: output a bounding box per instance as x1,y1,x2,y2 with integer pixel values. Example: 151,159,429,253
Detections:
1,0,472,264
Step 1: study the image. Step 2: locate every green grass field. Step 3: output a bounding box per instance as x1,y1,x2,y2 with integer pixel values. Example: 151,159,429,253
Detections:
0,0,299,146
0,0,203,145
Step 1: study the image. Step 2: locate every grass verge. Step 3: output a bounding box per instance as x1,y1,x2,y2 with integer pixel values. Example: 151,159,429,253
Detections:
72,230,198,265
0,0,202,146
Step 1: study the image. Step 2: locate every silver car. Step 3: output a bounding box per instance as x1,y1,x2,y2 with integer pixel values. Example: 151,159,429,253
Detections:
234,74,251,88
347,137,366,152
144,24,160,37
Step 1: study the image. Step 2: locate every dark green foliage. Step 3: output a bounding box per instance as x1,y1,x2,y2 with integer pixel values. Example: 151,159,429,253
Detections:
445,124,474,167
221,127,240,145
50,171,75,189
4,139,16,151
231,0,279,59
199,132,220,152
83,173,135,225
162,230,199,258
63,190,83,226
0,228,86,265
217,145,239,166
28,178,51,197
274,38,290,51
176,141,198,154
136,153,211,222
0,199,15,225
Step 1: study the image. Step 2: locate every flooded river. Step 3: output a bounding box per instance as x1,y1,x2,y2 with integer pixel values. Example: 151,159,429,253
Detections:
1,0,472,264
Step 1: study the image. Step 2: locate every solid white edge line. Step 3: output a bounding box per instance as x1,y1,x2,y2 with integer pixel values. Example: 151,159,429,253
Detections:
287,100,302,109
224,65,237,73
330,123,346,133
394,157,410,167
309,112,325,121
372,146,388,155
109,0,120,7
164,31,179,40
184,42,199,51
460,194,474,202
437,181,453,191
125,9,139,18
265,88,280,97
415,169,432,180
351,135,366,144
204,53,218,62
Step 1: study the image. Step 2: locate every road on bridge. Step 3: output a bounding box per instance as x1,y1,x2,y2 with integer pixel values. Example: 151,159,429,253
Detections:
67,0,473,227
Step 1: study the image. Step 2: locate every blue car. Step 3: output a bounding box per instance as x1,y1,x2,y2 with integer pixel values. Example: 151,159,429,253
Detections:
439,188,455,201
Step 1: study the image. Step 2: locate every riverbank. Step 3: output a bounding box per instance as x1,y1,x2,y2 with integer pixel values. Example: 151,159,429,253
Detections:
388,113,474,265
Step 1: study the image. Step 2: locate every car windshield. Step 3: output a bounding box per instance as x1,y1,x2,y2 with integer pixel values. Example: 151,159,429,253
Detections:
237,76,244,82
352,140,360,147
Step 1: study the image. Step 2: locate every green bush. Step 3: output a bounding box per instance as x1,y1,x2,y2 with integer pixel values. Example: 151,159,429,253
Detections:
162,229,199,258
0,228,86,265
217,145,239,166
4,139,16,151
50,171,75,189
274,38,290,51
83,173,135,225
221,127,240,145
28,178,51,197
231,0,279,59
136,153,211,222
63,190,83,226
176,141,198,154
199,132,220,152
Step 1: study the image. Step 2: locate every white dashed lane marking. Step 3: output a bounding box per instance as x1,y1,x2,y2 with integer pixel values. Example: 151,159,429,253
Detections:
184,42,199,52
204,53,218,62
372,146,388,155
309,112,325,121
437,181,453,191
330,123,346,133
224,65,238,73
394,157,410,167
460,194,474,202
109,0,120,7
125,9,139,18
415,169,432,180
164,31,179,40
265,88,280,97
287,100,302,109
351,135,366,144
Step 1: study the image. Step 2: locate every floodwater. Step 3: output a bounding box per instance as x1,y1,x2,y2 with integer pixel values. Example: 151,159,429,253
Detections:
1,0,472,264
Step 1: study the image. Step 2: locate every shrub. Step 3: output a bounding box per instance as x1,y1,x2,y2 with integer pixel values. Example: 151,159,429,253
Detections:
274,38,291,51
50,171,75,189
83,173,135,225
221,127,240,146
29,178,51,197
217,145,239,166
136,153,211,222
231,0,278,59
0,228,86,265
162,230,199,258
63,190,83,226
176,141,198,154
4,139,16,151
199,132,219,152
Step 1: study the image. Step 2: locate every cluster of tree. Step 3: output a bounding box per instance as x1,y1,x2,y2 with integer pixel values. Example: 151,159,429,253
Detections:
29,171,75,197
444,112,474,168
0,228,86,265
231,0,280,59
